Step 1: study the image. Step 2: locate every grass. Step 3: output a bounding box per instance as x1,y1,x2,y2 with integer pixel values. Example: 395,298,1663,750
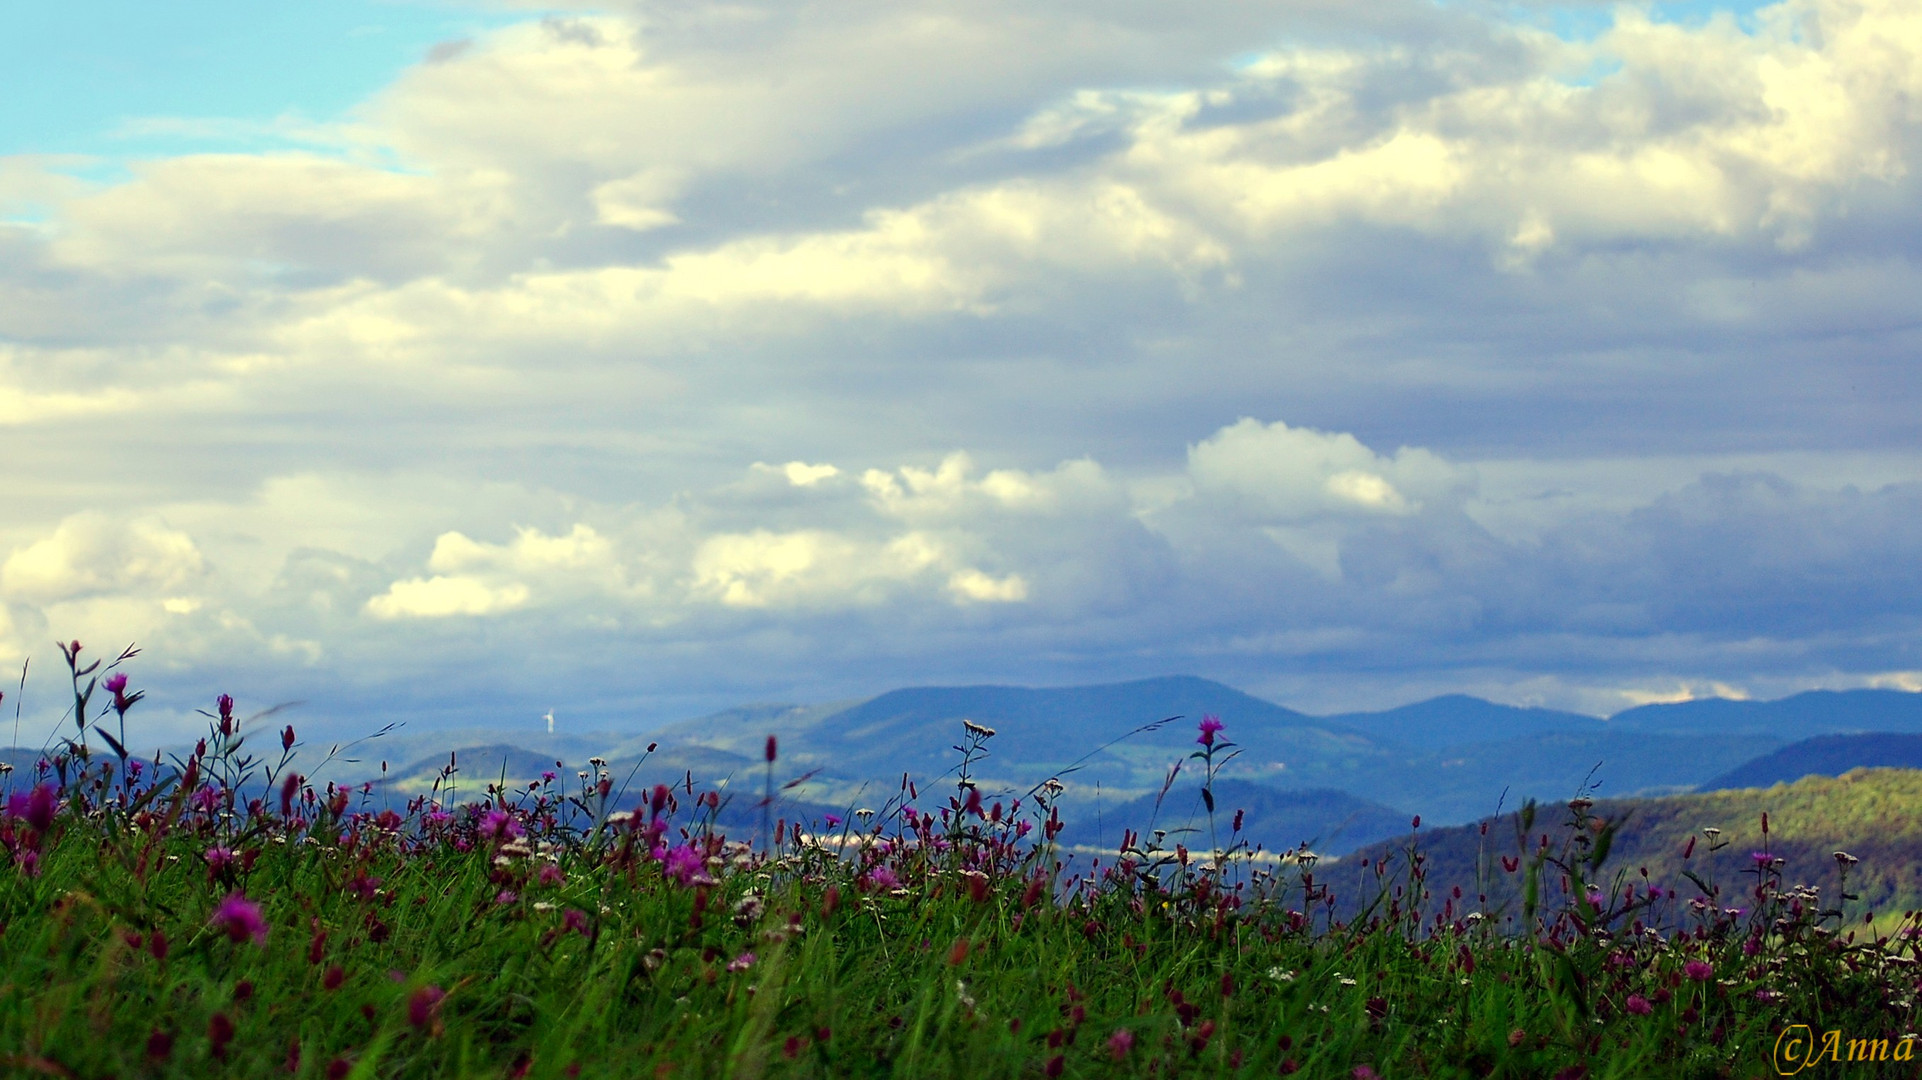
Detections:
0,647,1919,1078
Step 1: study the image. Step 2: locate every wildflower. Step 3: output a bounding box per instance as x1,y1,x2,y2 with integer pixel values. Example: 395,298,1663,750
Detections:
1751,851,1773,867
563,909,591,936
726,951,757,973
146,1029,173,1061
662,844,706,886
1353,1067,1380,1080
7,783,56,833
1108,1029,1135,1061
480,809,523,843
823,813,843,829
1625,994,1653,1016
208,1013,235,1060
1196,715,1225,747
1683,960,1713,981
1834,850,1859,866
963,719,997,738
204,847,237,874
212,892,269,946
408,985,446,1030
495,890,518,905
538,863,565,886
866,866,901,891
104,673,132,710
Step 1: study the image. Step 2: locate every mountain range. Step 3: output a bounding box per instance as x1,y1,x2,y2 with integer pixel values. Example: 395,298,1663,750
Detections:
14,676,1922,860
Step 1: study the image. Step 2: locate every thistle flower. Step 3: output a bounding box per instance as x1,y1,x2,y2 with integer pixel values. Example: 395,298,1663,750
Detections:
1625,994,1653,1016
726,952,757,973
1683,960,1713,981
7,783,56,833
480,810,523,843
1107,1029,1135,1061
213,893,269,946
1196,715,1225,747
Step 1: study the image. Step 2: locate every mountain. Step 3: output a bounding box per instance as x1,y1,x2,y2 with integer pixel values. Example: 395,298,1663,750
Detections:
1606,689,1922,738
1337,730,1784,824
654,676,1396,806
1699,733,1922,791
1341,768,1922,927
1055,779,1410,856
1324,695,1602,748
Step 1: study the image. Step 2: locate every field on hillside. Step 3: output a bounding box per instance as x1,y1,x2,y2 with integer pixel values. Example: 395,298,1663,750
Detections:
4,655,1922,1078
1345,768,1922,933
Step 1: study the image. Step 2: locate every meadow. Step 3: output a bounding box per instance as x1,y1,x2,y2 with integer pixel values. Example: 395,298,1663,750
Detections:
1,647,1918,1078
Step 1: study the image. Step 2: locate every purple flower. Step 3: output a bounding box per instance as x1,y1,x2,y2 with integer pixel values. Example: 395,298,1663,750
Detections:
407,985,445,1029
563,909,590,936
662,844,706,886
203,847,237,874
823,814,843,829
1625,994,1653,1016
495,890,518,905
1683,960,1713,981
479,809,523,843
726,951,757,973
866,866,901,891
1196,715,1225,747
104,673,128,694
1751,851,1774,866
212,893,269,946
7,783,56,833
1107,1029,1135,1061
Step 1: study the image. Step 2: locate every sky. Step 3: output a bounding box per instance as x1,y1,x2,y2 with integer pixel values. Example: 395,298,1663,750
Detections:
2,0,1919,743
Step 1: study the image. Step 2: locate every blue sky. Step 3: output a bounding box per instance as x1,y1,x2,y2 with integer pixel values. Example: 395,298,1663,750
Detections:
2,2,520,160
1,0,1919,743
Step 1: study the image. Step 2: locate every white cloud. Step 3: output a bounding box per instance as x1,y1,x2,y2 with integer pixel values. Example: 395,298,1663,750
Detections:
1,513,206,604
1185,418,1466,523
365,576,532,619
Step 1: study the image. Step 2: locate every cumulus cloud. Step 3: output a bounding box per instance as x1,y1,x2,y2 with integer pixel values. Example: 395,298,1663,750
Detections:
2,513,205,604
1186,418,1468,522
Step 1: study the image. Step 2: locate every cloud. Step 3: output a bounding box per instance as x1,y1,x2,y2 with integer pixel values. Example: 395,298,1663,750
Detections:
1186,418,1467,523
365,576,531,619
2,513,206,604
0,0,1919,724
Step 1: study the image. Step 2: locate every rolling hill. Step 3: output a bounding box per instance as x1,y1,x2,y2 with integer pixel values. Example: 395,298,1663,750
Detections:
1341,767,1922,927
1699,732,1922,791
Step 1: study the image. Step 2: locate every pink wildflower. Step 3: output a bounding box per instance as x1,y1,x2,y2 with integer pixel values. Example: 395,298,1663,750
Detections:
662,844,705,886
1625,994,1653,1016
1108,1029,1135,1061
563,909,590,936
480,809,523,843
1196,715,1225,747
7,783,56,833
726,951,757,973
1683,960,1713,981
408,985,446,1029
866,866,901,891
213,892,269,946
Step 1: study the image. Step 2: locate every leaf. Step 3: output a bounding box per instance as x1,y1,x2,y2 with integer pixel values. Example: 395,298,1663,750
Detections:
91,726,129,762
1200,787,1214,813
